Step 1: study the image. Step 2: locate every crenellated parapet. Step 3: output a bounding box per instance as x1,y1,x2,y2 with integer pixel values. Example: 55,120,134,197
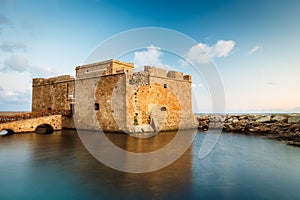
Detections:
32,75,74,86
143,66,192,82
75,59,134,79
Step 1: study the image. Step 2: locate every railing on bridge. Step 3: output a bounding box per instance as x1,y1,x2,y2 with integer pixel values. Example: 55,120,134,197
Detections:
0,110,72,124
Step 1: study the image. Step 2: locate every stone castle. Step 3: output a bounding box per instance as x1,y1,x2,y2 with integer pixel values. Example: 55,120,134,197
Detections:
32,59,198,133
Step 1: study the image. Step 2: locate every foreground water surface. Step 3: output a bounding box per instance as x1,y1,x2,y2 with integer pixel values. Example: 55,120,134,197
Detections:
0,130,300,200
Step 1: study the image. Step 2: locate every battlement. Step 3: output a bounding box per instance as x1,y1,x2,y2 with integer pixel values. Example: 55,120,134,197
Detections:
32,75,74,86
76,59,134,79
143,66,191,82
183,75,192,83
167,71,183,79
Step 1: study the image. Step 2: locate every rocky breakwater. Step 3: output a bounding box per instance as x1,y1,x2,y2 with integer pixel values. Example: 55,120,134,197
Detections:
197,114,300,147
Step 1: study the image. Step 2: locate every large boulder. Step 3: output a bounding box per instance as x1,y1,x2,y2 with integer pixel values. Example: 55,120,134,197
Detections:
127,124,155,138
287,114,300,124
256,115,271,123
272,115,288,122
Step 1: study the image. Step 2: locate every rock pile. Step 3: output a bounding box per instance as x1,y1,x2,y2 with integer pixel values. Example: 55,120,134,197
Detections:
197,113,300,146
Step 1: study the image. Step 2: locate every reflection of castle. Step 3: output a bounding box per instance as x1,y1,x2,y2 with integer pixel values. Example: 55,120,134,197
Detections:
32,59,197,133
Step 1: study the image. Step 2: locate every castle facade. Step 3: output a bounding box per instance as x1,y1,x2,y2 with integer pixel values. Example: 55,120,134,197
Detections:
32,59,197,133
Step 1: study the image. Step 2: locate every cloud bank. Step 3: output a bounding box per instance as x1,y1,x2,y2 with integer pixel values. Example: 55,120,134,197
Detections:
0,54,56,110
2,54,56,77
185,40,236,64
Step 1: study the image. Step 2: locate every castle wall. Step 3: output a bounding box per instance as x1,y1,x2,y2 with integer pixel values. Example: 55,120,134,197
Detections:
126,66,197,132
74,60,130,132
32,75,74,112
31,60,197,133
95,74,127,132
148,69,196,130
127,83,182,131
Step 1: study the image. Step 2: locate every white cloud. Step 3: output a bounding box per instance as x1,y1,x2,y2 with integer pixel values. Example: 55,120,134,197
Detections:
248,45,262,55
0,71,31,110
3,54,29,72
133,45,172,70
185,40,236,64
2,54,56,77
0,89,31,110
185,43,211,64
0,42,27,52
213,40,236,57
134,45,162,67
0,71,31,93
0,55,57,110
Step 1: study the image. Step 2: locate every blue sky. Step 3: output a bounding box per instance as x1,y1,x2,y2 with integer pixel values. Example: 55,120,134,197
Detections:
0,0,299,113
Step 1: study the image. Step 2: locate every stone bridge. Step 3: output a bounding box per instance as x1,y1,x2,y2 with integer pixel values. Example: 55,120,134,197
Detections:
0,110,72,134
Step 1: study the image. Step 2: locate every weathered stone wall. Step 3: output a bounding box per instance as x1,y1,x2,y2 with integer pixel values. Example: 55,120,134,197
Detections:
32,75,74,112
197,113,300,146
74,60,129,132
126,66,198,133
0,115,62,133
74,76,102,130
127,83,182,131
95,74,127,132
148,70,197,130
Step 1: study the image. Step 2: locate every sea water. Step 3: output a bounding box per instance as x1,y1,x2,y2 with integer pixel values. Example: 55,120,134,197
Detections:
0,130,299,200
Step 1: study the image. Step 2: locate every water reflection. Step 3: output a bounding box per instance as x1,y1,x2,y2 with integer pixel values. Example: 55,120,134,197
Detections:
1,130,300,199
106,131,176,153
77,129,196,173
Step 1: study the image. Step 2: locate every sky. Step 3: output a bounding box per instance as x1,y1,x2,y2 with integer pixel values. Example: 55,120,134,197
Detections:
0,0,299,113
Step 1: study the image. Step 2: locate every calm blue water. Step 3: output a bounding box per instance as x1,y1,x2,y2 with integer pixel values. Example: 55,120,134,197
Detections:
0,130,300,200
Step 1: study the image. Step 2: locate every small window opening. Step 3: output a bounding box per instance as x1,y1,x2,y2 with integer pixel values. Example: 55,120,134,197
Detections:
70,104,74,114
47,108,52,111
161,106,167,111
94,103,100,110
163,84,167,88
